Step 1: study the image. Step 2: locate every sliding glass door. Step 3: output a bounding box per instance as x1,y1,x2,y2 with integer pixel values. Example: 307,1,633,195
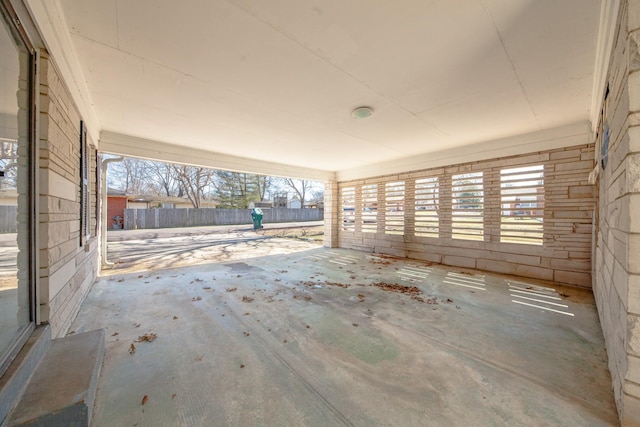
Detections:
0,1,34,375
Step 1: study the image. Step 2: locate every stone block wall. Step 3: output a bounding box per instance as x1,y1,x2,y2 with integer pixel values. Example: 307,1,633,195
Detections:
336,144,595,288
593,0,640,424
38,52,99,338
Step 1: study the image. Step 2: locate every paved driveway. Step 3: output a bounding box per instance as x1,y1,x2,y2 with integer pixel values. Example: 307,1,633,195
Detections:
104,222,323,274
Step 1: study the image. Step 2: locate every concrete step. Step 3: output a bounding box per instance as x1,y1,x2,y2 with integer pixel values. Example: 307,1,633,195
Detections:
0,327,51,425
7,329,104,427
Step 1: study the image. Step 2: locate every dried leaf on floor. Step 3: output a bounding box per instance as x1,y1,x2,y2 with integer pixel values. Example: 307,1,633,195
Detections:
240,364,245,368
202,286,211,290
129,343,136,354
141,395,148,405
194,355,203,361
352,323,359,327
173,316,178,320
135,333,157,342
111,332,119,336
192,296,202,301
117,278,124,282
243,332,250,337
242,296,254,302
172,394,176,399
226,287,237,292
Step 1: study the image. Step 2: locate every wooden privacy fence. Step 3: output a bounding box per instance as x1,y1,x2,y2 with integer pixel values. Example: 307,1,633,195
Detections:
123,208,323,230
0,206,17,233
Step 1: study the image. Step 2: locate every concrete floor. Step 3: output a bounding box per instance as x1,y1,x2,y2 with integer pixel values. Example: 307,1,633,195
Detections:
71,232,618,426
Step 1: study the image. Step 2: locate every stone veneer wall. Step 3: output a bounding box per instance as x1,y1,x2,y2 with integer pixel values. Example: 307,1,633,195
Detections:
593,0,640,424
335,144,596,288
38,51,99,338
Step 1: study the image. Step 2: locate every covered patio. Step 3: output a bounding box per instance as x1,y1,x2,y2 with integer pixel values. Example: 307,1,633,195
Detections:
71,227,616,426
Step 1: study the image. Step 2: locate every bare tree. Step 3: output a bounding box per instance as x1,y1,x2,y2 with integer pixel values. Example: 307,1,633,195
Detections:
281,178,314,208
146,162,183,197
172,165,214,208
107,157,153,194
0,140,18,190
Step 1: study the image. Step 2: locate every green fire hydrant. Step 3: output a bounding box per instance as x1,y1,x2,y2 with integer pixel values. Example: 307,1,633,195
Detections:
251,208,264,230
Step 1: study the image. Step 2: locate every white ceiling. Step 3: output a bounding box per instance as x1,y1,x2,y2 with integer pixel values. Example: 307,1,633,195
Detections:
54,0,601,176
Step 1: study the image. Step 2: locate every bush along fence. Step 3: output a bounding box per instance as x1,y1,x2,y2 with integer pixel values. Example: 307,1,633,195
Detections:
122,208,323,230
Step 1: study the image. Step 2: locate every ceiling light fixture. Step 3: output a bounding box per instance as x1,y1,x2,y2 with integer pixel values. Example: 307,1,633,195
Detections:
351,106,374,120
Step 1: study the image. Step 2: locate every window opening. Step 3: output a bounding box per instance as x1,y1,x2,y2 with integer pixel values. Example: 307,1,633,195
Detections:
361,184,377,233
340,186,355,231
500,165,544,245
385,181,404,235
415,177,439,238
452,172,484,240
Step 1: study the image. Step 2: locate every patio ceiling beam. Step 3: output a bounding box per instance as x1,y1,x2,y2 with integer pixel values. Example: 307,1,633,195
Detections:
100,131,335,182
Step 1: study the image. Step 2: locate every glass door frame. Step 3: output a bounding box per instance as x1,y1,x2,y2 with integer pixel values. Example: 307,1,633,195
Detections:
0,0,37,377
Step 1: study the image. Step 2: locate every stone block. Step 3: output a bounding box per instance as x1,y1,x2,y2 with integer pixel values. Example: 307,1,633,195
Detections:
631,234,640,274
629,275,640,316
629,315,640,357
442,255,476,269
629,155,640,193
622,393,640,426
553,270,591,287
569,185,596,198
631,71,640,113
